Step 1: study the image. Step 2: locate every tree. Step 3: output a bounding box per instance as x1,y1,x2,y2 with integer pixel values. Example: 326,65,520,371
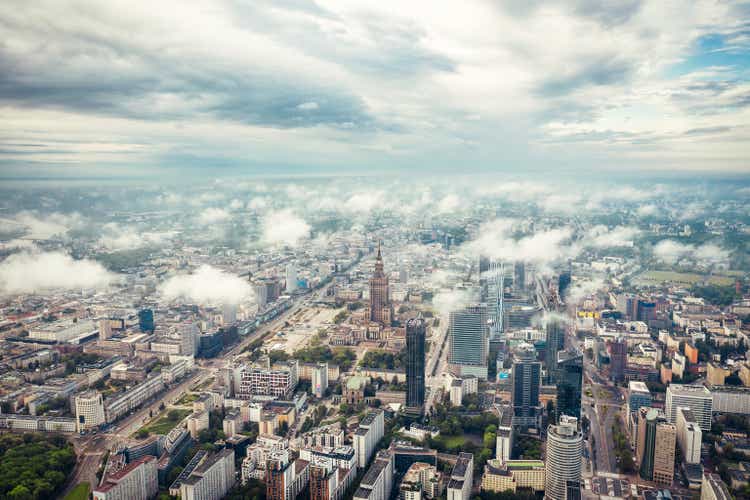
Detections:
8,485,32,500
136,428,149,439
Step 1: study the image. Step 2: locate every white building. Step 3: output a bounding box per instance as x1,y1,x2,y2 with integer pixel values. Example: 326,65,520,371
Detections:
354,409,384,469
75,390,106,432
286,264,298,293
180,321,199,357
313,362,329,398
180,449,235,500
446,452,473,500
544,415,583,500
187,410,210,438
666,384,712,431
676,407,702,465
105,375,165,422
238,360,299,399
710,385,750,415
353,450,393,500
93,455,159,500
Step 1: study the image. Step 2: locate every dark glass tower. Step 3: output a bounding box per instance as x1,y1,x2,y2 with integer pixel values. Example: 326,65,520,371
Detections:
406,317,426,413
511,343,542,430
558,272,571,302
138,309,154,332
556,349,583,421
545,317,565,383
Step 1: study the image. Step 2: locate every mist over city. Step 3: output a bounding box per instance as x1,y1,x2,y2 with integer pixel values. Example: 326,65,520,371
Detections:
0,1,749,500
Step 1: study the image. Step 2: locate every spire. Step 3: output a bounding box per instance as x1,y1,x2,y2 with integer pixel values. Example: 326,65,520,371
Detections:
377,240,382,259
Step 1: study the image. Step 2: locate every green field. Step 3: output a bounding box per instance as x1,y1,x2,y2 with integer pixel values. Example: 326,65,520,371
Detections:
137,408,191,436
64,482,90,500
176,392,199,405
635,270,734,286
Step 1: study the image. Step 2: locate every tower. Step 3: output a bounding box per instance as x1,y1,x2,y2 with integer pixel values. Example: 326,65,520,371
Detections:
545,415,583,500
369,241,392,325
545,316,565,384
448,304,488,379
556,349,583,421
511,343,542,430
405,316,426,414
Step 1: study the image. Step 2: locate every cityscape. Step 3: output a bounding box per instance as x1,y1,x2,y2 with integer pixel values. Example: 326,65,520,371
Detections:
0,2,749,500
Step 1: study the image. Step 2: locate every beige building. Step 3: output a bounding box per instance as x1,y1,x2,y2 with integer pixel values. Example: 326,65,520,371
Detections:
707,363,731,386
653,421,677,485
187,410,210,438
75,390,106,432
481,459,545,493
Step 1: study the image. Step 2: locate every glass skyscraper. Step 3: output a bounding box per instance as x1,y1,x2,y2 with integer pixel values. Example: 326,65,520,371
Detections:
406,316,426,413
449,304,488,379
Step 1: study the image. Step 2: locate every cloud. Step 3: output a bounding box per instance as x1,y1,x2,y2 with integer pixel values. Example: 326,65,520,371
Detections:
432,289,474,317
197,207,231,225
344,192,385,213
1,211,84,240
98,223,172,250
564,276,605,304
653,239,730,266
462,219,577,268
229,199,245,210
159,265,254,305
248,197,270,211
262,209,310,246
0,251,115,295
436,194,460,213
586,225,640,248
297,101,319,111
636,204,659,217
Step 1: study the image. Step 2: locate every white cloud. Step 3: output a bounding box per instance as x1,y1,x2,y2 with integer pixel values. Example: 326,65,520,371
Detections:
98,223,172,250
344,192,385,213
463,219,576,268
432,288,473,317
436,194,460,213
636,204,659,217
2,211,84,240
197,207,231,225
248,197,270,211
0,251,115,295
586,225,640,248
262,209,310,246
653,239,730,266
229,199,245,210
297,102,319,110
565,276,605,305
159,265,254,305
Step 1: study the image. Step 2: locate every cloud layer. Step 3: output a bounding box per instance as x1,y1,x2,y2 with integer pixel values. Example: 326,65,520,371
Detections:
0,251,115,295
159,265,254,305
262,209,311,246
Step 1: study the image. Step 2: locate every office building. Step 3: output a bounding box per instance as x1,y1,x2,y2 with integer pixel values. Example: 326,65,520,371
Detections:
312,362,329,398
481,459,545,493
676,407,702,465
354,450,393,500
638,408,676,485
545,415,583,500
75,390,106,432
406,316,426,413
180,321,199,357
369,243,392,326
511,343,542,430
286,263,298,293
545,317,565,383
354,410,384,469
138,309,155,332
628,381,652,415
104,375,165,422
447,453,473,500
710,385,750,415
449,304,488,379
558,272,571,302
93,456,158,500
609,338,627,383
495,407,513,464
266,452,310,500
179,449,235,500
701,473,732,500
238,360,299,399
556,349,583,421
666,384,712,431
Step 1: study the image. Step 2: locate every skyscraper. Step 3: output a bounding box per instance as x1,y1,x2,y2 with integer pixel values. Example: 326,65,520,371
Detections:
665,384,712,431
514,261,525,291
369,242,392,325
405,317,426,414
286,263,297,293
545,415,583,500
558,272,571,302
638,408,676,485
556,349,583,421
545,316,565,383
609,337,627,383
449,304,488,379
511,343,542,430
138,309,154,332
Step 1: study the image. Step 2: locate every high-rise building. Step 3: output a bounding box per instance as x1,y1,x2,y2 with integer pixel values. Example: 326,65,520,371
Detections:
138,309,154,332
179,449,236,500
447,453,473,500
558,272,571,302
609,338,627,383
511,343,542,430
514,261,525,291
676,407,702,465
638,408,676,485
556,349,583,421
75,390,106,432
180,321,199,357
369,243,392,326
628,381,652,415
701,473,732,500
666,384,712,431
312,362,329,399
545,415,583,500
449,304,488,379
93,456,158,500
353,450,393,500
406,317,426,413
354,410,384,469
266,451,310,500
545,317,565,383
286,263,298,293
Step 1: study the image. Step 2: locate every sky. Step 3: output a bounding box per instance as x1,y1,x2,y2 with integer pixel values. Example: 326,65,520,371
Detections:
0,0,749,178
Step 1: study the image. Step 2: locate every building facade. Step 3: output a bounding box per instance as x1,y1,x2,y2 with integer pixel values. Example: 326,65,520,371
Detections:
406,317,426,413
449,304,488,379
545,416,583,500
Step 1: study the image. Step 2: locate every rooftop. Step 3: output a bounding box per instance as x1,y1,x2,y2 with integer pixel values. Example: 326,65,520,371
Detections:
667,384,711,396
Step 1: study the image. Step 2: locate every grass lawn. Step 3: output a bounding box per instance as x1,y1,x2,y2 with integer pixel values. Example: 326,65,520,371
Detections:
635,270,734,286
439,435,468,448
64,482,90,500
176,392,199,405
137,408,192,436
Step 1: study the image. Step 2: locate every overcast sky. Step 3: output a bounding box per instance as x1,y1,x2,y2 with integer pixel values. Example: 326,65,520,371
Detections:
1,0,749,178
